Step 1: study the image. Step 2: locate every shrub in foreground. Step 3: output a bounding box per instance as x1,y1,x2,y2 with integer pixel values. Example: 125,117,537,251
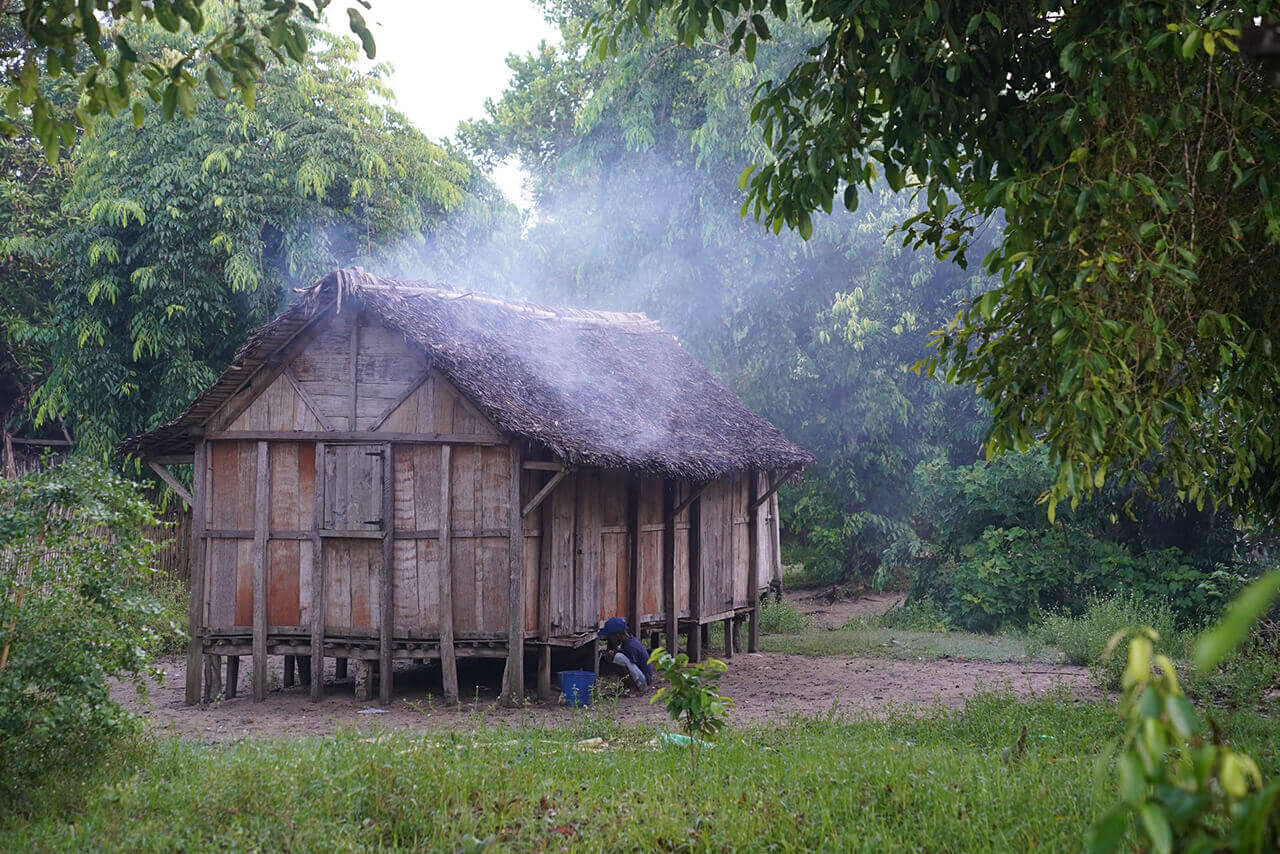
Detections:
0,462,177,806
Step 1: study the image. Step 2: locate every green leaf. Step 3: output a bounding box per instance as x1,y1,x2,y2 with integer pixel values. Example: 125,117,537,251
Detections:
1087,805,1128,854
348,7,377,59
1194,571,1280,671
1181,29,1201,59
798,211,813,241
205,67,228,100
1138,803,1172,854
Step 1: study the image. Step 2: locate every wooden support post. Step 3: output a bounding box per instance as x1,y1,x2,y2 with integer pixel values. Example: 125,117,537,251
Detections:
379,443,394,705
733,615,744,654
310,443,327,700
688,488,702,662
354,659,373,701
185,442,207,705
626,476,641,638
226,655,239,698
297,655,311,687
747,473,761,653
662,479,678,656
283,654,296,688
336,658,348,680
501,445,525,707
537,483,553,701
252,440,270,702
438,445,459,705
723,618,733,658
203,654,222,702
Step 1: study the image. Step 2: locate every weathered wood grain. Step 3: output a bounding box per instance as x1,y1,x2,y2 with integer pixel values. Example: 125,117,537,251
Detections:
252,440,269,701
380,443,394,705
662,479,677,655
310,443,326,700
438,444,458,704
500,444,523,706
184,441,207,704
747,472,760,653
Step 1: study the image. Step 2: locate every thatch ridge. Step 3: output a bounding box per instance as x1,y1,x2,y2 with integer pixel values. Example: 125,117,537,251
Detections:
121,270,814,479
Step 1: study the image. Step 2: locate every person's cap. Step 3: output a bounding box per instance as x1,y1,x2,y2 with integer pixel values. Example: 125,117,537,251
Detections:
598,616,627,638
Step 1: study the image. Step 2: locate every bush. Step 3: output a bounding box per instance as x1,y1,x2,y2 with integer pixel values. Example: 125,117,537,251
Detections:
865,598,952,633
1037,594,1181,689
0,462,179,806
903,448,1262,633
758,597,809,634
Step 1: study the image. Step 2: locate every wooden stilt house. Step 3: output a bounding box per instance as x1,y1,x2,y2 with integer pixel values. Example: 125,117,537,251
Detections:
122,270,811,706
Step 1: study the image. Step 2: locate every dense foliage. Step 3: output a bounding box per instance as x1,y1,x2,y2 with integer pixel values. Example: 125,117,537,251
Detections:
2,0,375,158
907,448,1259,632
598,1,1280,524
464,1,990,583
0,461,175,805
22,23,501,457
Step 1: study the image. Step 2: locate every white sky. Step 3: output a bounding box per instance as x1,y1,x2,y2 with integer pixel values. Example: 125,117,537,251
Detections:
340,0,560,208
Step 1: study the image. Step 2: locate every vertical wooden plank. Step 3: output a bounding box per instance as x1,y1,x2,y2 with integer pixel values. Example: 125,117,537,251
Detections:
688,486,702,662
627,476,641,636
438,445,458,704
310,442,326,700
770,490,783,593
748,472,761,652
723,617,733,658
348,311,359,431
501,444,524,706
380,443,394,704
538,495,553,700
662,479,678,656
185,441,207,705
252,440,269,701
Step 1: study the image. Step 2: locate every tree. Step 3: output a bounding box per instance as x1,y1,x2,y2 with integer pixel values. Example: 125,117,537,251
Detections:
463,2,991,582
0,16,73,435
2,0,377,158
28,21,501,458
597,1,1280,520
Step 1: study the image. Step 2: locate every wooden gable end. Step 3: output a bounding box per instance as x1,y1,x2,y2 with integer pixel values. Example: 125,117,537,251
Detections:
207,308,503,439
225,374,325,432
373,370,504,439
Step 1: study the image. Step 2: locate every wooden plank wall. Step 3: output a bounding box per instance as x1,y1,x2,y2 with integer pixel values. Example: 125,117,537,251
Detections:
198,308,769,648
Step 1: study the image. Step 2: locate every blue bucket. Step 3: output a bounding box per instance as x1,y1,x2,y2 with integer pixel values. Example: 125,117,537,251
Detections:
558,670,596,707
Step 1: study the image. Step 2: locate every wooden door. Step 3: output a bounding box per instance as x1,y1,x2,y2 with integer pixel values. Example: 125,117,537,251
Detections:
323,444,387,533
320,443,389,631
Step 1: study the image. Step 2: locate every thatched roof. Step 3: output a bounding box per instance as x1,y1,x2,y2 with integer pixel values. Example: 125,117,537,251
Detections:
121,270,813,479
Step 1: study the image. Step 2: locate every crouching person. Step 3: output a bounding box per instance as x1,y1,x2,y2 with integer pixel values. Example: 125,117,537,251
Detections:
597,617,653,694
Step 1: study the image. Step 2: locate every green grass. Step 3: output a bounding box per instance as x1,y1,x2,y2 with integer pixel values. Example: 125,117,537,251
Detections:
6,691,1277,851
759,625,1054,661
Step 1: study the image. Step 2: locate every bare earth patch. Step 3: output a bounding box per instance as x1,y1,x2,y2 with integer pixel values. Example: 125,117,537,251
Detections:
786,588,908,629
114,652,1098,742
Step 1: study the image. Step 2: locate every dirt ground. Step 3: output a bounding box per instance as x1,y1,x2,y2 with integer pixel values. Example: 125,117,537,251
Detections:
786,588,908,629
115,649,1097,743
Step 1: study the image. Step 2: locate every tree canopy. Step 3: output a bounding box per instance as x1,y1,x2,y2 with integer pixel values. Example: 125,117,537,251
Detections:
26,21,500,458
464,1,992,580
597,1,1280,520
2,0,377,159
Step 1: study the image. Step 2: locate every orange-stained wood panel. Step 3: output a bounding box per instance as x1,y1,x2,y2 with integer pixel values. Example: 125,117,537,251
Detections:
267,539,301,626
